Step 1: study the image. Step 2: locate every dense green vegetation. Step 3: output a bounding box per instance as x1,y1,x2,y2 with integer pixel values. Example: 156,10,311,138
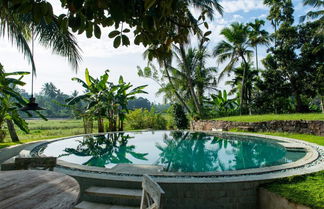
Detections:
126,109,169,130
1,0,323,143
216,113,324,122
266,171,324,209
0,1,323,208
139,0,323,118
67,69,147,132
0,0,223,62
0,65,33,142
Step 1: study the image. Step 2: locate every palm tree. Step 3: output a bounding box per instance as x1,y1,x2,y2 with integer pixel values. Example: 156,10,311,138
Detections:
142,36,218,118
300,0,324,34
247,19,269,71
0,8,82,73
300,0,324,21
41,82,58,98
213,22,253,115
168,40,218,118
226,63,260,114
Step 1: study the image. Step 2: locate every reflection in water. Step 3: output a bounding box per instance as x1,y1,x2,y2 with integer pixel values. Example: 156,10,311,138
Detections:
156,131,286,172
60,133,148,167
40,131,305,172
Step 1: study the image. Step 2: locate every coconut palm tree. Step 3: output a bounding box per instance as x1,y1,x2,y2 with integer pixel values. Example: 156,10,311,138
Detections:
300,0,324,34
0,7,82,73
142,36,218,118
300,0,324,22
213,22,253,115
167,40,218,118
225,63,260,114
247,19,269,71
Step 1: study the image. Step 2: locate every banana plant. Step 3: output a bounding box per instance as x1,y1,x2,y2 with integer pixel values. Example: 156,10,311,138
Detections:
0,64,30,142
208,90,239,117
67,68,147,132
114,76,147,131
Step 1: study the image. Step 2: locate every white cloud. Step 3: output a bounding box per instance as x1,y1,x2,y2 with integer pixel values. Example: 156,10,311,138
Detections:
233,14,243,20
221,0,266,13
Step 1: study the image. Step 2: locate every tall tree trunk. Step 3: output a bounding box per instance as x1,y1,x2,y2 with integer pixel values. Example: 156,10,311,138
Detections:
163,60,192,114
83,116,93,134
240,55,249,115
294,91,304,113
178,45,202,117
255,46,259,71
320,95,324,113
119,118,124,131
248,88,252,115
188,79,202,117
6,119,19,142
97,117,104,133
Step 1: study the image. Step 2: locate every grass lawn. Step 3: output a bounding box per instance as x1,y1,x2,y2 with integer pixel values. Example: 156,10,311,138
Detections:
215,113,324,122
0,114,174,149
265,171,324,209
230,129,324,146
0,119,85,149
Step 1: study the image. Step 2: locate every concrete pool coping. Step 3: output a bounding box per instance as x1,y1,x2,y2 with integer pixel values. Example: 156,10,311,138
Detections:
17,131,324,183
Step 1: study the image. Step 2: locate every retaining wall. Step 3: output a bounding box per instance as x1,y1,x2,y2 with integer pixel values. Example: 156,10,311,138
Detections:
191,120,324,136
259,188,311,209
159,181,264,209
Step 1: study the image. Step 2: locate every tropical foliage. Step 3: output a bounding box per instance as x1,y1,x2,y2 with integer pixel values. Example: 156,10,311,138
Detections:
0,0,323,144
208,90,239,117
0,64,30,142
67,69,147,132
213,22,253,115
126,108,167,130
0,3,82,72
172,104,189,130
139,35,218,119
0,0,223,62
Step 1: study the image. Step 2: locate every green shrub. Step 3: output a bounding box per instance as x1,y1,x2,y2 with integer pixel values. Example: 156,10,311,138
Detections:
126,108,167,130
172,104,189,129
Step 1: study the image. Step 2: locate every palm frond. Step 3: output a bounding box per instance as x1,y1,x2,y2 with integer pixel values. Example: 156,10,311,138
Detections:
35,17,82,71
0,14,36,74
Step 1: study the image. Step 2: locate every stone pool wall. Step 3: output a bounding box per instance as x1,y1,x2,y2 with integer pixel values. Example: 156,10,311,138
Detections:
67,171,268,209
191,120,324,136
159,181,265,209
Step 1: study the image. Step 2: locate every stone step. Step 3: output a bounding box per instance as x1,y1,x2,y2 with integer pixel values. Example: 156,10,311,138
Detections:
85,186,142,199
74,201,139,209
83,186,142,206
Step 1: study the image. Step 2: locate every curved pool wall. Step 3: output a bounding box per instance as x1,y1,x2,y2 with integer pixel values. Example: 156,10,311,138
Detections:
21,131,323,209
34,131,307,173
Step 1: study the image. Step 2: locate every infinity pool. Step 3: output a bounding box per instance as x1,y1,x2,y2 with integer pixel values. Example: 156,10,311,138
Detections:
39,131,306,172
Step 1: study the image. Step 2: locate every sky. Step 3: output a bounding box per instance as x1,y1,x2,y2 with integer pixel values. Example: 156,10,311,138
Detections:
0,0,309,103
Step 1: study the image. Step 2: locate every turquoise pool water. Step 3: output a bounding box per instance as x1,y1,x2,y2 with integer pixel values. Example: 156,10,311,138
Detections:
39,131,306,172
